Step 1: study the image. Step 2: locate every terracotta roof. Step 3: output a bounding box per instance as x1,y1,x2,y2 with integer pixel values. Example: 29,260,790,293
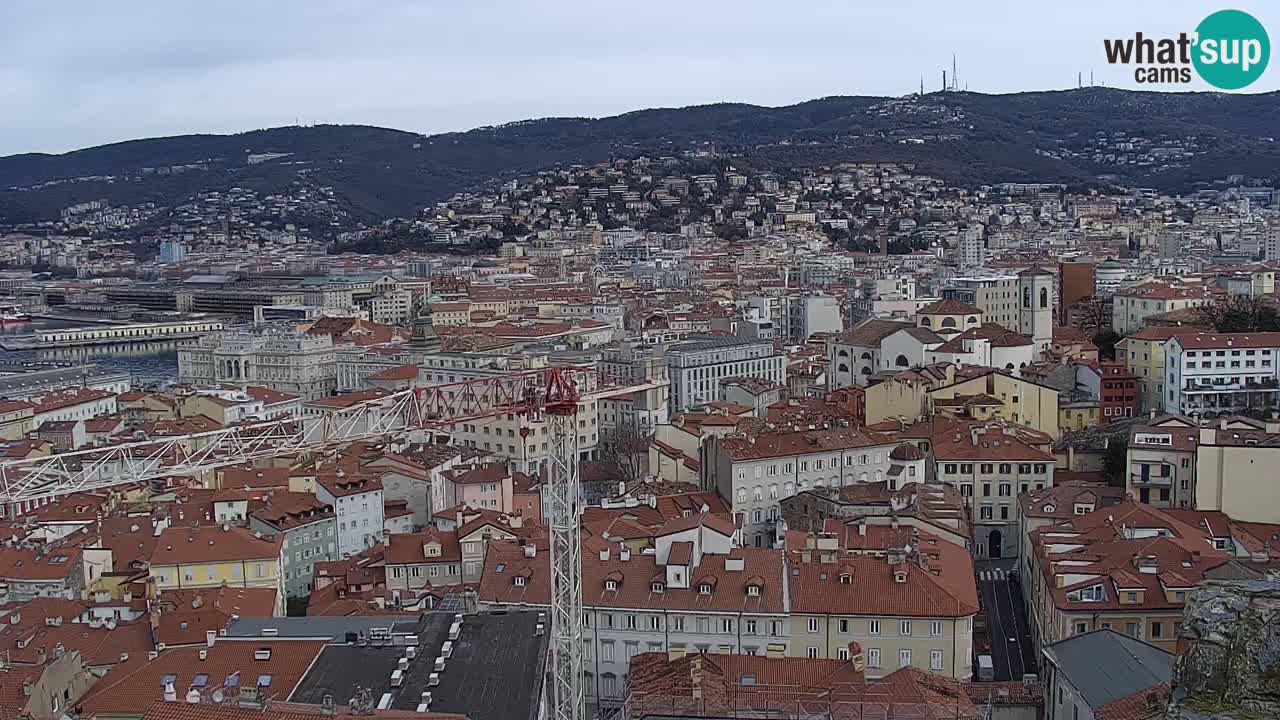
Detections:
32,388,115,414
480,540,786,613
1030,500,1230,614
718,426,896,461
656,512,737,539
0,547,82,581
150,526,282,566
628,653,976,716
833,319,914,346
385,529,462,565
241,386,300,405
80,639,327,716
367,364,420,382
305,388,393,409
153,587,279,646
889,443,924,461
918,298,981,315
250,492,334,531
1169,331,1280,350
788,540,977,618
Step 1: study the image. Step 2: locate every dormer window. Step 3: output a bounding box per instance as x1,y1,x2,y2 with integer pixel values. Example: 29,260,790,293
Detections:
699,584,713,595
605,580,618,592
514,576,526,587
651,582,664,593
839,574,852,584
746,585,760,597
894,571,907,584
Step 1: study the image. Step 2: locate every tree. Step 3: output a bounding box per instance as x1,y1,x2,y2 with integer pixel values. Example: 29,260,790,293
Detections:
1075,297,1110,335
598,420,652,487
1103,439,1128,488
1197,295,1280,333
1092,329,1122,360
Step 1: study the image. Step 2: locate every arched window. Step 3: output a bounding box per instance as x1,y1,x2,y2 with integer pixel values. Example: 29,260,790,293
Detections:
941,317,957,329
838,363,849,373
967,316,978,325
1022,286,1031,308
860,366,872,375
860,352,872,360
837,349,849,358
1040,287,1049,309
895,355,910,367
920,316,932,327
1005,363,1015,370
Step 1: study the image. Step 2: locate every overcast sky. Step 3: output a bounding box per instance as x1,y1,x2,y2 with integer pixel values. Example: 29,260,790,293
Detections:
2,0,1276,156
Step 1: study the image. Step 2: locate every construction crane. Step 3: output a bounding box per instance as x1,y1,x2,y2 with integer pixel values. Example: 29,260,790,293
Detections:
0,365,634,720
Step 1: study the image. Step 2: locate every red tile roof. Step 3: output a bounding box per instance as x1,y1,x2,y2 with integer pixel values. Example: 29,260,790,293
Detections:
718,426,895,461
80,639,327,716
150,526,282,566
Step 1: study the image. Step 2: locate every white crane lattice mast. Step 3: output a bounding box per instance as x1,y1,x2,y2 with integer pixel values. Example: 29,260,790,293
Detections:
544,369,585,720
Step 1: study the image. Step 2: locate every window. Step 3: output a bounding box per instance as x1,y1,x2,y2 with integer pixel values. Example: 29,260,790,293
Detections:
900,620,912,636
839,619,849,633
1151,621,1163,639
837,646,850,661
807,646,819,659
808,618,819,633
869,620,880,635
1074,621,1089,635
930,650,944,671
899,649,912,668
867,648,881,668
601,642,615,662
626,614,637,630
930,621,943,637
720,618,733,634
745,619,757,635
672,616,684,632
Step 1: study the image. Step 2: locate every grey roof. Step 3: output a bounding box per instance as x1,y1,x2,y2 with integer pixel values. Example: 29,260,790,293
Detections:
669,336,764,353
226,615,420,641
288,610,548,720
1042,629,1172,708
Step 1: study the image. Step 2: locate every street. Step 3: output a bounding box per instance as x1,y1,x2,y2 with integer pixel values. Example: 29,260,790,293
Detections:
976,559,1038,681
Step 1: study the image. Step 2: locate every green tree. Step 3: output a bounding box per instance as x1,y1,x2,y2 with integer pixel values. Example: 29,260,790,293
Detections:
1092,329,1122,360
1103,440,1128,488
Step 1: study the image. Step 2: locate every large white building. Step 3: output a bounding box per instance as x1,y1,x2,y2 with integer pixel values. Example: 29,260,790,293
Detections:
666,337,785,411
1162,332,1280,417
746,293,843,342
704,426,900,547
316,473,385,557
178,324,337,400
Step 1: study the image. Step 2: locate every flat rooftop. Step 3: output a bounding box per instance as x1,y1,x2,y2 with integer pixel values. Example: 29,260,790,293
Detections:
286,610,547,720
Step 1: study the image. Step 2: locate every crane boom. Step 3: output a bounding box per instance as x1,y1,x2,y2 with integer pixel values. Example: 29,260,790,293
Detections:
2,364,612,720
0,366,613,505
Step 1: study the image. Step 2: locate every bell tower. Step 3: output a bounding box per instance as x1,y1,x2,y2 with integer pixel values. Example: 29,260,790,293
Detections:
1017,267,1054,358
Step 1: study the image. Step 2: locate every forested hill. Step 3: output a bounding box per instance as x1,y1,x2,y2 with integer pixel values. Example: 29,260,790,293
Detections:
3,88,1278,224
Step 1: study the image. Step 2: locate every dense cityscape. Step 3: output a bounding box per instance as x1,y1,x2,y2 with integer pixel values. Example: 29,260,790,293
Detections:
3,17,1280,720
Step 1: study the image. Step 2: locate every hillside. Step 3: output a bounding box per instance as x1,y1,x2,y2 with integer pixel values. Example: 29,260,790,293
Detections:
2,88,1278,226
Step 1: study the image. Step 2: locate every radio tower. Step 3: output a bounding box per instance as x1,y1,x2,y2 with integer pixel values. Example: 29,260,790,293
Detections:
952,54,959,91
544,370,584,720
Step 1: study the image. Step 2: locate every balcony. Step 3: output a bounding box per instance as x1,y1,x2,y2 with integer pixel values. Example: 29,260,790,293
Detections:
1184,378,1279,393
1130,473,1172,486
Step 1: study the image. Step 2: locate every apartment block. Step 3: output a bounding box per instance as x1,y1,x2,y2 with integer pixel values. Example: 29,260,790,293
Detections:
1162,332,1280,417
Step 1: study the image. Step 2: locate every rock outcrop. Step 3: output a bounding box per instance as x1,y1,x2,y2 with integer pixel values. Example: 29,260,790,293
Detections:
1168,578,1280,719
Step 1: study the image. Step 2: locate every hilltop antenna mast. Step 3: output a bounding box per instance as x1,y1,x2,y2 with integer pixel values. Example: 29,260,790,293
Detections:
952,54,958,91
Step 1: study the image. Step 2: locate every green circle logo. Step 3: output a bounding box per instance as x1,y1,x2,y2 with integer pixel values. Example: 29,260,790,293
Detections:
1193,9,1270,90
